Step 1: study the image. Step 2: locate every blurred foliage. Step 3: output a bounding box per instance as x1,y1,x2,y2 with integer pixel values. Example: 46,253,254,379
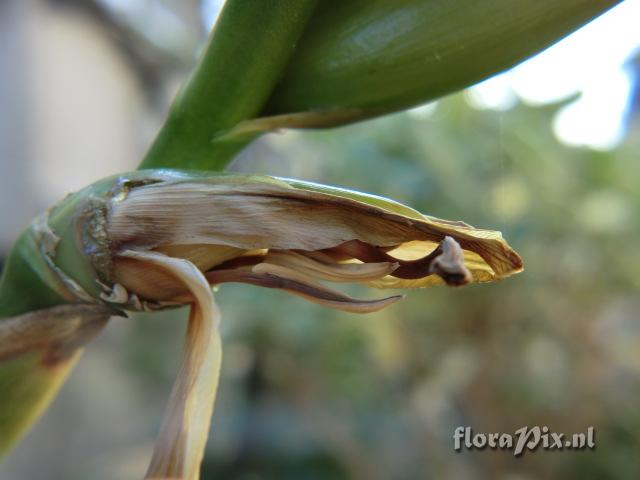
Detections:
114,93,640,479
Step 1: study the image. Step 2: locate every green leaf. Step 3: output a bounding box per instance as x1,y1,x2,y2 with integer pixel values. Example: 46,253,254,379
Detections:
260,0,621,126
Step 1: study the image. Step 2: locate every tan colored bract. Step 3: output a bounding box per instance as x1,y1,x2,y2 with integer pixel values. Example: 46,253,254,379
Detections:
43,171,523,479
107,174,522,309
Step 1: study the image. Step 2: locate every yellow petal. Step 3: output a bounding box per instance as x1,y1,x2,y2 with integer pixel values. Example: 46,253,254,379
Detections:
264,250,397,282
368,240,505,288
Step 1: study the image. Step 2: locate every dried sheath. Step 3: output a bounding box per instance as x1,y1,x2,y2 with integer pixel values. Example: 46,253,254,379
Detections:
0,170,523,479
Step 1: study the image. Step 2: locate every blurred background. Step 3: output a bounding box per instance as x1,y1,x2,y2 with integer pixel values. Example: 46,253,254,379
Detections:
1,1,640,479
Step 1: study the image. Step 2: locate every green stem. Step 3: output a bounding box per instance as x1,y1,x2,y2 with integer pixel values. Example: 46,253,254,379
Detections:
138,0,318,171
0,231,69,318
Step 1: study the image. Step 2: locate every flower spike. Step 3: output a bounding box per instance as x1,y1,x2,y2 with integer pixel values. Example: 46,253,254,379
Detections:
3,170,522,479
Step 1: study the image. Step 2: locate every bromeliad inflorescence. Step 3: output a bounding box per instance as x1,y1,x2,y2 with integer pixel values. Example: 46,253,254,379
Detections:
0,170,522,479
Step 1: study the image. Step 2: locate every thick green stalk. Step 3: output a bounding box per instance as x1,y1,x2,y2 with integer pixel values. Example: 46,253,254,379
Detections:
260,0,621,125
0,173,121,318
0,232,69,318
139,0,318,171
0,177,119,456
